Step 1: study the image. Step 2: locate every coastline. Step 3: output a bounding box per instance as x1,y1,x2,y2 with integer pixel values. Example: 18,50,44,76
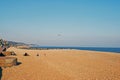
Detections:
27,46,120,53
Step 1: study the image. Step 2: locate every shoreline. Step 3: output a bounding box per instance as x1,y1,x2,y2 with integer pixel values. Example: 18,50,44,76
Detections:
14,45,120,53
16,46,120,54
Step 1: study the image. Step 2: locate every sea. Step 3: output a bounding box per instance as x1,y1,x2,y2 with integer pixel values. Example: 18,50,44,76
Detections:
30,46,120,53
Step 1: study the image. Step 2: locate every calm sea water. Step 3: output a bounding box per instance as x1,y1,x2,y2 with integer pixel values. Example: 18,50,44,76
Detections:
31,46,120,53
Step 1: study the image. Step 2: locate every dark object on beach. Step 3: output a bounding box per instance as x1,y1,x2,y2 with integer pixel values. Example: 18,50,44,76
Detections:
23,53,29,56
11,52,16,56
2,51,11,56
36,54,39,56
0,39,18,68
0,57,17,67
0,53,5,57
2,48,6,52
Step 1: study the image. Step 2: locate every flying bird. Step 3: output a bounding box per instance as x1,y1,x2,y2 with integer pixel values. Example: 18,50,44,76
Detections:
57,34,61,36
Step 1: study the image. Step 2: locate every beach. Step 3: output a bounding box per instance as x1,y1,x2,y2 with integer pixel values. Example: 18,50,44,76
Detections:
1,47,120,80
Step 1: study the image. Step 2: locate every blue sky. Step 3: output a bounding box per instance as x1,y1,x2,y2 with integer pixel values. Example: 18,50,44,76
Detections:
0,0,120,47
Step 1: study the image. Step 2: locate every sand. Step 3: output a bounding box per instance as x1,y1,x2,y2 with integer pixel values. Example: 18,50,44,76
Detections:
1,47,120,80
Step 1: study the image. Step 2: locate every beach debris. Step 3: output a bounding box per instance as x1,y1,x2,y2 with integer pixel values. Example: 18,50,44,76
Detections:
11,51,17,56
2,47,6,52
0,57,17,67
0,38,18,67
36,54,39,56
23,53,29,56
0,52,5,57
2,51,11,56
1,51,16,56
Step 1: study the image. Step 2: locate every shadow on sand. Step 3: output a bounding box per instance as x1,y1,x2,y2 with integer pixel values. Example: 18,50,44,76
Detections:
16,62,22,66
0,67,2,80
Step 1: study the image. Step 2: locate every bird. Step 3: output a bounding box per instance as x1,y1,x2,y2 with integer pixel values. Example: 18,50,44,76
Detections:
57,34,61,36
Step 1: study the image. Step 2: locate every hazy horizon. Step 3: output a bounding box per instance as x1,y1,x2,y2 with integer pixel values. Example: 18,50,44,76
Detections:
0,0,120,47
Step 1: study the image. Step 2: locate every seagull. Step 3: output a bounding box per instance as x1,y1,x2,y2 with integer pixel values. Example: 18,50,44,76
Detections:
57,34,61,36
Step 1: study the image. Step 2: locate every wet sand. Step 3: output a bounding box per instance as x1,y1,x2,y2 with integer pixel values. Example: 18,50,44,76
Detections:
1,47,120,80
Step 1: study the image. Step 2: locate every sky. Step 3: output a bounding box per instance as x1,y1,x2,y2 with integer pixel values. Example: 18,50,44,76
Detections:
0,0,120,47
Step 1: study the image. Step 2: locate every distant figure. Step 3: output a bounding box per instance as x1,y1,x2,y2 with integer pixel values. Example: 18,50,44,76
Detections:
23,53,29,56
36,53,39,56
